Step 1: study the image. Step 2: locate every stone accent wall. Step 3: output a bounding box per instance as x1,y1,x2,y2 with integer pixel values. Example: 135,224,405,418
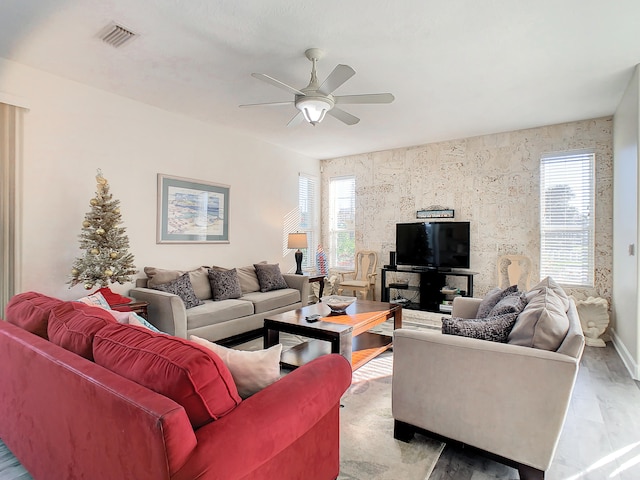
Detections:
321,117,613,303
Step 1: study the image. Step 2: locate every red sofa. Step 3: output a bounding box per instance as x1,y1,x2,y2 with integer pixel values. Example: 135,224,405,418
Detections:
0,292,352,480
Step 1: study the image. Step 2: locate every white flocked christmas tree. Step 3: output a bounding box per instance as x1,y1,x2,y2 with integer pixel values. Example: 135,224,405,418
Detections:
68,169,137,290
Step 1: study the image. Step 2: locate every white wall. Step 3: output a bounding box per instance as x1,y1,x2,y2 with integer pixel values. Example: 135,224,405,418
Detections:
612,64,640,379
0,58,319,300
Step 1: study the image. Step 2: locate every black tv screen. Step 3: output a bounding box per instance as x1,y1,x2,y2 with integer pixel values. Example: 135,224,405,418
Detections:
395,221,470,270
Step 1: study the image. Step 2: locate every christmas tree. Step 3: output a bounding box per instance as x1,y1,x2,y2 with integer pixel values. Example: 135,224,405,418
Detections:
68,169,137,290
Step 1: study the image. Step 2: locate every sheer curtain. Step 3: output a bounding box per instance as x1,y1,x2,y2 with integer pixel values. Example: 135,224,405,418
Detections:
0,102,24,314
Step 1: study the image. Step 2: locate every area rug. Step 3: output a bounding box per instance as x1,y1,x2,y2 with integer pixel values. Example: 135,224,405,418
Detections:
338,352,445,480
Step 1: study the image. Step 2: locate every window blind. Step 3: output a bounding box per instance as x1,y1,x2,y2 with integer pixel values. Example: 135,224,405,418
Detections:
329,176,356,268
540,151,595,287
298,173,317,269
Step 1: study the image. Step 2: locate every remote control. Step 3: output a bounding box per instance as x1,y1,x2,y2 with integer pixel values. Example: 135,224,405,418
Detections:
306,314,321,322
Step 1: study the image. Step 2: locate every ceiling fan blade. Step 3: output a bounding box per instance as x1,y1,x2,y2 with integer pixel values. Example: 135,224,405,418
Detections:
327,107,360,125
318,64,356,95
239,101,293,108
334,93,395,104
251,73,305,96
287,111,304,127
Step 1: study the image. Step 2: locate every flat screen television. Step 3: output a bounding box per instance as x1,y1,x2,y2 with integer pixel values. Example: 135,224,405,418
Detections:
395,221,470,270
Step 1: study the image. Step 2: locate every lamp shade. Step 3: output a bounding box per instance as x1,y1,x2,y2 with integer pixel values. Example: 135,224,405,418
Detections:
288,233,308,249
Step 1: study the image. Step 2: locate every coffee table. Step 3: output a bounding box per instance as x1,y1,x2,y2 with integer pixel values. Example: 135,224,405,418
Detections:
264,300,402,371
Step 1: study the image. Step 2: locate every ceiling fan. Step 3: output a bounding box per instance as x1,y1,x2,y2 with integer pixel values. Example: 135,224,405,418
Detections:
240,48,394,127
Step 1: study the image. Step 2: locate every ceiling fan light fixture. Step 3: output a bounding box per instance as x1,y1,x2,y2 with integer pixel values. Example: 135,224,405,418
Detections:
296,97,332,125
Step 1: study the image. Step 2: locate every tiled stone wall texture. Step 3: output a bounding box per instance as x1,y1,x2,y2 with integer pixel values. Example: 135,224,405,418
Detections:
321,117,613,305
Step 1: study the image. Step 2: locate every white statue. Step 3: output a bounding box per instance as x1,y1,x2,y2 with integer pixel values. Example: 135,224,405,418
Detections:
571,295,610,347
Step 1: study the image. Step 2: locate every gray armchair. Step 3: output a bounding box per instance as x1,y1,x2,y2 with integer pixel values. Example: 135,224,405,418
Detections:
392,295,585,480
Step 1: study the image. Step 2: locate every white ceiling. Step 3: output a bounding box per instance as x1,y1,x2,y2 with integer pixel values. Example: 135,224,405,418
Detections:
1,0,639,159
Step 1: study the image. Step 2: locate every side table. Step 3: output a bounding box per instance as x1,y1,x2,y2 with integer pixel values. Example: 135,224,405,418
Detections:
111,300,149,320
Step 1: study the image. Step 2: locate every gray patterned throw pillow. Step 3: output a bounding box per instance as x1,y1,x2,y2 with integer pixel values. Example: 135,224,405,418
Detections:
442,312,519,343
151,272,203,309
475,285,518,318
489,292,527,317
253,263,288,292
208,268,243,301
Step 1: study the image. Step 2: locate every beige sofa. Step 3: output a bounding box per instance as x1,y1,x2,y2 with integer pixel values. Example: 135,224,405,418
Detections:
130,265,309,344
392,286,585,480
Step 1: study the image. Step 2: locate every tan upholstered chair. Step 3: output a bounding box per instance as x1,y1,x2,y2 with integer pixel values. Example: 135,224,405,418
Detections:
498,255,532,291
337,251,378,301
392,289,585,480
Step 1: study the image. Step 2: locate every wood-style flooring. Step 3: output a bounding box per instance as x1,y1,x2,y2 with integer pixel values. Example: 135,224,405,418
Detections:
1,343,639,480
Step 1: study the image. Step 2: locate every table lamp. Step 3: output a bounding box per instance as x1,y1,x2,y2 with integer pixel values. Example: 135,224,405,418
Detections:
288,233,308,275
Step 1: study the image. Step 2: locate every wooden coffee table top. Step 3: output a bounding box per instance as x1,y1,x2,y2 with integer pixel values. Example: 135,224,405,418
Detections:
264,300,402,370
265,300,400,334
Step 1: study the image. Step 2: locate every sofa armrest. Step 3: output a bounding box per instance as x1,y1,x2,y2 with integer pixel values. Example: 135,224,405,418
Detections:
392,329,580,471
173,354,352,480
283,273,310,307
129,287,188,338
0,321,197,479
451,296,482,318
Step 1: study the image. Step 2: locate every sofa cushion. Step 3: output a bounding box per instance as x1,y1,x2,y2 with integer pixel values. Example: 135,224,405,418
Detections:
151,272,204,309
93,323,241,429
488,291,527,317
254,263,288,293
508,286,570,351
4,291,64,339
186,299,255,330
527,276,570,311
238,266,260,293
190,335,283,399
208,268,242,301
241,288,301,314
476,285,518,318
47,302,116,360
145,266,183,287
442,312,519,343
145,266,212,300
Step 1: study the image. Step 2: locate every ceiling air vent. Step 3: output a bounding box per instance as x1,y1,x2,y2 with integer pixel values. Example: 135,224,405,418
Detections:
98,23,137,48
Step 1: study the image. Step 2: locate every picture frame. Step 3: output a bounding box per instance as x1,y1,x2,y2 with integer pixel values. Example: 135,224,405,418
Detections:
157,174,229,243
416,209,454,219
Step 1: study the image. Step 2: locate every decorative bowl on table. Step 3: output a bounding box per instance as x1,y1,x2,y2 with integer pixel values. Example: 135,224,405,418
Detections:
321,295,357,314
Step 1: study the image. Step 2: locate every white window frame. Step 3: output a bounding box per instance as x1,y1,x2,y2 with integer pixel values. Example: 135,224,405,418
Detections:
539,150,595,288
0,102,24,313
298,173,318,270
329,176,356,269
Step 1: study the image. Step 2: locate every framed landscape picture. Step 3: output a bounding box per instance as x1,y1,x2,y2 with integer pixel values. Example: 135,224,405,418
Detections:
157,174,229,243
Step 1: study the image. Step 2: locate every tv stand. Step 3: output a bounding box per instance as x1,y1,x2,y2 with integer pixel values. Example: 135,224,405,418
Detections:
381,266,477,314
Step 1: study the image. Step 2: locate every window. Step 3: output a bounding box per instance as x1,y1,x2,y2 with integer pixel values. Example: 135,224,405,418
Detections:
329,176,356,269
298,173,318,269
540,151,595,287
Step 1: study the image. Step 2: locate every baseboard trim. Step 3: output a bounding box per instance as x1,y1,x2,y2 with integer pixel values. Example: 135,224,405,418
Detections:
610,328,640,380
